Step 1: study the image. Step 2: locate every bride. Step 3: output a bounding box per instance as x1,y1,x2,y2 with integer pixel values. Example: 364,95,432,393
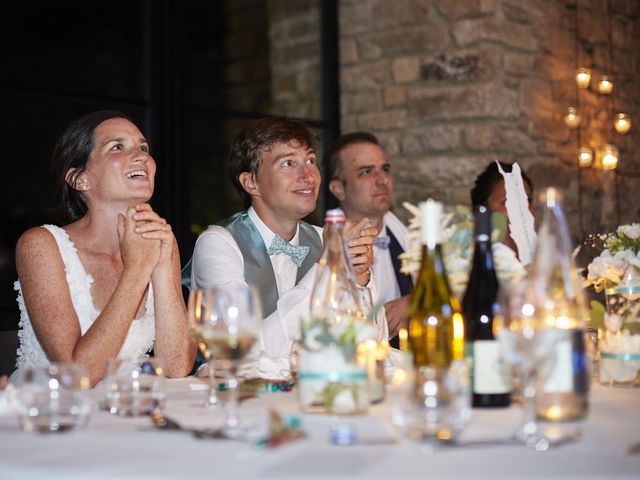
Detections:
12,111,195,386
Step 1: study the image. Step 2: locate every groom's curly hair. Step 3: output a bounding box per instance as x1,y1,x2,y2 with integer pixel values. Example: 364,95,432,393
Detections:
228,117,317,208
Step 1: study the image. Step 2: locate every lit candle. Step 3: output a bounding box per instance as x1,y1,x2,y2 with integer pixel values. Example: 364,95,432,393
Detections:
575,68,591,89
601,144,619,170
598,75,613,95
578,147,593,168
614,113,632,134
563,107,582,129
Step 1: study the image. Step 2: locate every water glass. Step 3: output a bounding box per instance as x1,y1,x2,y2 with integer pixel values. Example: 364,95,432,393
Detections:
18,363,92,433
103,356,166,416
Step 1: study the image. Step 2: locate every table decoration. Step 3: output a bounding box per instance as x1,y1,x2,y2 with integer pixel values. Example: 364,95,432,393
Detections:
584,223,640,387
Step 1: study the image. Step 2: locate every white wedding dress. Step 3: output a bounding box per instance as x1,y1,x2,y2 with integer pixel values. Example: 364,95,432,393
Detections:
10,225,155,384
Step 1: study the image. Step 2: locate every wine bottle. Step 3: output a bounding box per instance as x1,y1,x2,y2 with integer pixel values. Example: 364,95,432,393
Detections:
407,200,463,371
462,206,511,408
528,188,589,421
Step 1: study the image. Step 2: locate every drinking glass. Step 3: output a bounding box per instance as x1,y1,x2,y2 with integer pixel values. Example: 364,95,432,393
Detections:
189,290,221,409
103,356,166,416
17,363,92,433
188,285,262,438
495,288,561,450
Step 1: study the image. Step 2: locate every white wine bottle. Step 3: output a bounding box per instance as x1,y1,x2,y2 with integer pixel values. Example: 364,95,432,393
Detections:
462,206,511,408
408,200,463,370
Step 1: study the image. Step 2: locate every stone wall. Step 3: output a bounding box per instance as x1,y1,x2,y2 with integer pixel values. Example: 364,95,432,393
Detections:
339,0,640,241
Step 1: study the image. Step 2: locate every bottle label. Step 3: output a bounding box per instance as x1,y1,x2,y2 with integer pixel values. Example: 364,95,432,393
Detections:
543,338,574,393
473,340,512,394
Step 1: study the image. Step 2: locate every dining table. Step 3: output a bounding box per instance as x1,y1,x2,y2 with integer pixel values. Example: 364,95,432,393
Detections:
0,377,638,479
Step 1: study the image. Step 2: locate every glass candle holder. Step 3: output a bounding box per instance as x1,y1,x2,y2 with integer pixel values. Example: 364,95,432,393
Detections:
563,107,582,129
614,113,632,135
575,68,591,89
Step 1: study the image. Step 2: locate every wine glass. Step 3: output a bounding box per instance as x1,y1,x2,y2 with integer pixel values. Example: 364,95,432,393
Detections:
495,285,561,450
188,289,220,409
188,284,262,438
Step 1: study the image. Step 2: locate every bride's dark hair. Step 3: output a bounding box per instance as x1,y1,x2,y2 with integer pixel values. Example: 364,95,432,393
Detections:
52,110,131,224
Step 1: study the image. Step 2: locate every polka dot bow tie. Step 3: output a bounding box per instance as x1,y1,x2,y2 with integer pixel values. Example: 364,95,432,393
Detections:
374,236,390,249
267,234,310,268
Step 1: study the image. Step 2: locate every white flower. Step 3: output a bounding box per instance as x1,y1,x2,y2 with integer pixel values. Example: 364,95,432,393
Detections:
303,325,326,351
586,249,626,290
355,323,377,344
605,313,623,333
618,223,640,240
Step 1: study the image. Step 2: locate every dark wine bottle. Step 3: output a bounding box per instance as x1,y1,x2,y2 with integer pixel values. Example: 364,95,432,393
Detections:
462,206,511,408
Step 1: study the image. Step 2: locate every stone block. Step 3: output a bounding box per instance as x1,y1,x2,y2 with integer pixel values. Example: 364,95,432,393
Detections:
409,84,520,119
504,52,535,76
420,53,479,82
404,125,461,152
392,57,420,83
372,0,431,29
435,0,497,20
341,91,383,115
401,134,424,156
364,25,451,58
452,18,538,52
341,60,392,92
339,2,373,36
357,109,408,131
464,124,537,153
377,132,401,157
358,38,383,60
384,86,408,107
340,38,359,64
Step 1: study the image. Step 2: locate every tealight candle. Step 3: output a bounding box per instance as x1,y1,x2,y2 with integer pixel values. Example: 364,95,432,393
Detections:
598,76,613,95
578,148,593,168
575,68,591,89
614,113,631,134
601,144,619,170
563,107,582,129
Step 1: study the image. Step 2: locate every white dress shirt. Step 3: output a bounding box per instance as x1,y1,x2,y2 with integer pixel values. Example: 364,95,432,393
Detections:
372,211,411,305
191,208,321,378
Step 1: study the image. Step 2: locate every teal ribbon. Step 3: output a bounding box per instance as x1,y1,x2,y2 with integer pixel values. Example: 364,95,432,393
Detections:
298,371,368,381
601,351,640,361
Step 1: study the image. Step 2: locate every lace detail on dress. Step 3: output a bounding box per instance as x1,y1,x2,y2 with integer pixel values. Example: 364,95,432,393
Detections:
13,225,155,377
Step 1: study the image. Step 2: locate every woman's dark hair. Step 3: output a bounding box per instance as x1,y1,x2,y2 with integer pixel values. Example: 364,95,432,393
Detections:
228,117,316,208
470,161,534,207
53,110,131,224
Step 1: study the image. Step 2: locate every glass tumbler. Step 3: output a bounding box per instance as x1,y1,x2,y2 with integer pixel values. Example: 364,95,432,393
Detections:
18,363,92,433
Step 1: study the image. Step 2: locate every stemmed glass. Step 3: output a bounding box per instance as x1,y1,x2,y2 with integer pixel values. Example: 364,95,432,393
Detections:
188,290,220,409
188,284,262,438
495,286,561,451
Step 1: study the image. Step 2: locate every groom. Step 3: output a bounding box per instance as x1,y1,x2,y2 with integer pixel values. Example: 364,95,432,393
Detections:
191,117,376,377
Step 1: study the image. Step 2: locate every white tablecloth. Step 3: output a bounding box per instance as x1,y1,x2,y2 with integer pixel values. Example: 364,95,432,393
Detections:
0,379,638,479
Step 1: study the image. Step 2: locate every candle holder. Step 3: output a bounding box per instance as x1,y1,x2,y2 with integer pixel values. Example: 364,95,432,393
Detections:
575,68,591,89
614,113,632,135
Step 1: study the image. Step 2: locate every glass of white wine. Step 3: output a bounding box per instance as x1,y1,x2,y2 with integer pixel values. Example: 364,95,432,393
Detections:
188,284,262,438
495,286,561,451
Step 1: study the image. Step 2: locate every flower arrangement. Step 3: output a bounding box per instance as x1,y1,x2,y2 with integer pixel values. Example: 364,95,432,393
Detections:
584,224,640,291
398,202,526,299
584,223,640,386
